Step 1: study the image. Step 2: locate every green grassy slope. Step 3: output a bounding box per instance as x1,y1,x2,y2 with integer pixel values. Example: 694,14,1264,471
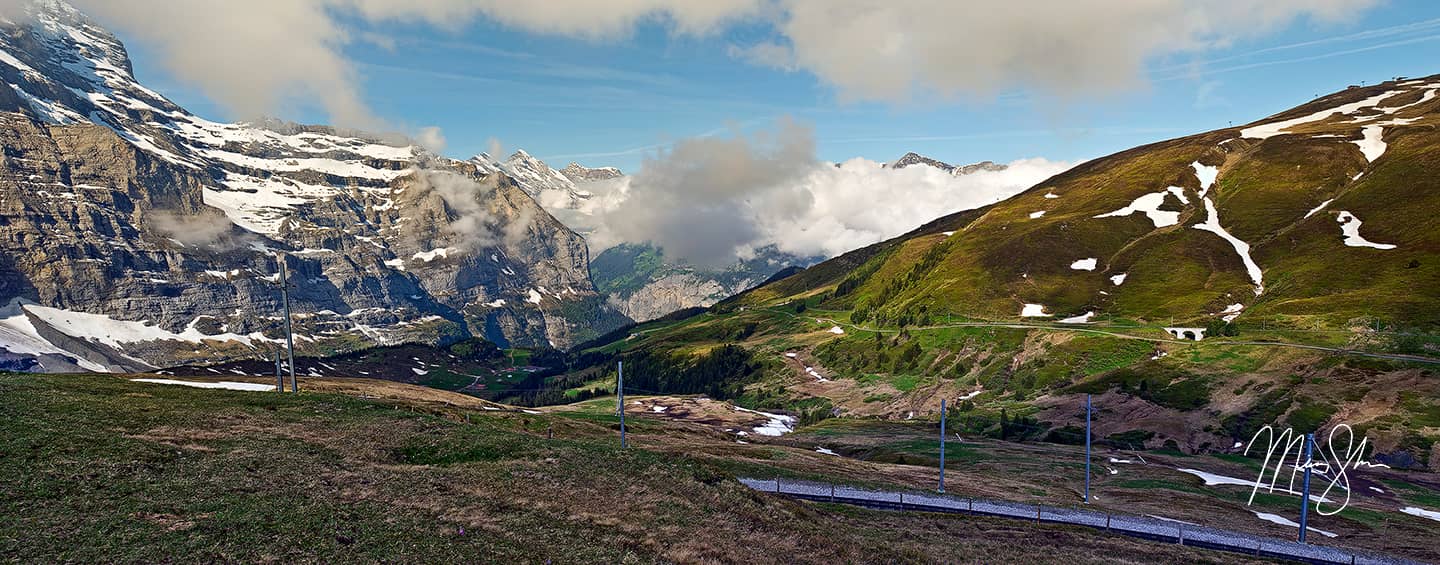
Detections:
725,77,1440,331
563,77,1440,467
3,374,1276,564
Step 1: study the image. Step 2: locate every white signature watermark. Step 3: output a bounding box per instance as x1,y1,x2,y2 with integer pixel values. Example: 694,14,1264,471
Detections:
1245,424,1389,515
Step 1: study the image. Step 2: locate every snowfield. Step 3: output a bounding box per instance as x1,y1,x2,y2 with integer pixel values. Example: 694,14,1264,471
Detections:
1069,258,1097,271
24,303,278,350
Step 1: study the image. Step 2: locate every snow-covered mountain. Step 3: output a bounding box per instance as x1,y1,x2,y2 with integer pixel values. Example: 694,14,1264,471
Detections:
0,0,626,372
470,150,599,211
887,152,1009,176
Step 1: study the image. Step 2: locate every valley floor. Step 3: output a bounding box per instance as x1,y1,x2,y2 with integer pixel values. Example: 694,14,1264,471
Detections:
4,374,1438,563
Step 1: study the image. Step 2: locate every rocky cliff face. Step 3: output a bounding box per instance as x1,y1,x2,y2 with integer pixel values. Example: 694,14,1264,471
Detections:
0,0,626,372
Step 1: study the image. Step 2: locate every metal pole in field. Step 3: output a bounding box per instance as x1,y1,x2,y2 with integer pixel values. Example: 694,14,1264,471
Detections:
938,398,946,493
1085,394,1092,503
617,361,626,448
1299,433,1313,543
277,253,297,393
274,350,282,392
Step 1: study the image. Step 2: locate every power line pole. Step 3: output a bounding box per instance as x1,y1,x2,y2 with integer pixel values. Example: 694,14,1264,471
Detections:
1299,433,1314,543
274,349,282,392
938,398,946,493
617,360,626,448
277,252,297,393
1085,394,1092,503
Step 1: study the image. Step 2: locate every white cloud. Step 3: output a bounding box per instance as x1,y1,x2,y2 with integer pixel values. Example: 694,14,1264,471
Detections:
761,0,1380,103
0,0,1379,126
412,169,499,250
416,126,447,153
569,119,1070,267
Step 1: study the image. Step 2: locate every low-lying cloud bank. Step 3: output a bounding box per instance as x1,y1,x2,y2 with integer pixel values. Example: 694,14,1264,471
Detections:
550,120,1071,268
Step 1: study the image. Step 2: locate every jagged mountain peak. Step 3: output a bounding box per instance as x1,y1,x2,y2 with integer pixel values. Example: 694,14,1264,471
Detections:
888,152,1009,176
891,151,955,172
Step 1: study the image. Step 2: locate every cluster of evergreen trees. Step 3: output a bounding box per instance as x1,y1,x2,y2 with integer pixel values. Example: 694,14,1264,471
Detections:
619,344,761,400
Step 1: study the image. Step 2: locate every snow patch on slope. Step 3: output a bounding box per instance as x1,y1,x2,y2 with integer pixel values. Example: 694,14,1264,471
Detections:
1400,507,1440,522
131,378,274,392
1304,199,1334,219
1095,192,1179,228
1355,125,1386,162
1194,197,1264,295
735,406,796,436
1240,89,1404,140
1193,162,1219,194
1020,304,1050,317
1253,512,1338,538
1335,211,1396,249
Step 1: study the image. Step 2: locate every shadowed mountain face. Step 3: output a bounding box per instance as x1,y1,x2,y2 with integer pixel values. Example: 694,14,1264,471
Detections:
0,1,627,372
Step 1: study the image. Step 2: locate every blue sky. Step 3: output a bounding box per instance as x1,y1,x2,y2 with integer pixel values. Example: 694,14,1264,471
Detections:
129,1,1440,173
